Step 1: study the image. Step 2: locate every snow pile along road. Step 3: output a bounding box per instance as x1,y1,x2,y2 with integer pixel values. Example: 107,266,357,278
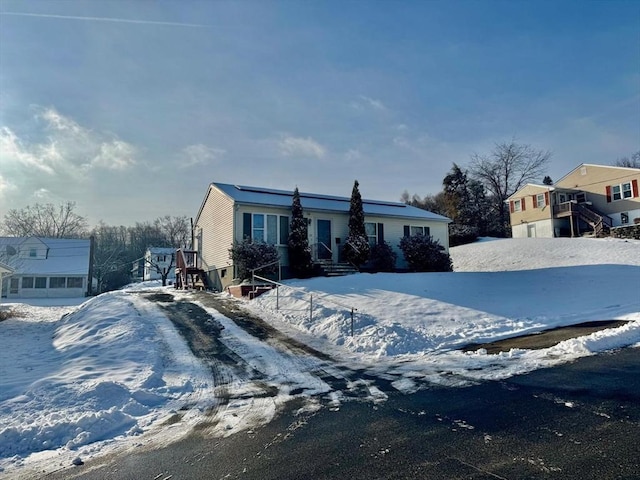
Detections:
0,290,215,473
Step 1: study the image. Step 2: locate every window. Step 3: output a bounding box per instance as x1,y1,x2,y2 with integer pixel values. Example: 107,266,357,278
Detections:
266,214,278,244
575,192,586,203
279,216,289,245
67,277,83,288
35,277,47,288
22,277,34,289
513,199,521,212
50,277,66,288
536,193,546,208
247,213,289,245
156,255,166,262
252,213,265,241
410,226,430,236
621,212,629,225
29,248,37,257
612,182,632,201
365,222,377,246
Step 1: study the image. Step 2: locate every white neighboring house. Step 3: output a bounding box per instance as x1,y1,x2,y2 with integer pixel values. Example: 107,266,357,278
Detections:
0,237,92,299
193,182,451,291
143,247,175,282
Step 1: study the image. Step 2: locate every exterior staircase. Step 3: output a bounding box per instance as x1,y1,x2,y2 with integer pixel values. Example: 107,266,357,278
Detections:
575,203,613,237
314,259,359,277
175,249,209,290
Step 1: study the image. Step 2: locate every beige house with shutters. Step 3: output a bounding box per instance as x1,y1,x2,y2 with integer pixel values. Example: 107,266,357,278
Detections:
191,182,451,291
507,164,640,238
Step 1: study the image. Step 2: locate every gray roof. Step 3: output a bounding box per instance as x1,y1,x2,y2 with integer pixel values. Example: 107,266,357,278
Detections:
212,183,451,222
0,237,90,276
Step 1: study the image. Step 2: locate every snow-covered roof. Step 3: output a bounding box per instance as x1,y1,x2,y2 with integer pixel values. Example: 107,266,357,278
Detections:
147,247,175,255
0,237,90,276
212,183,451,222
0,261,13,273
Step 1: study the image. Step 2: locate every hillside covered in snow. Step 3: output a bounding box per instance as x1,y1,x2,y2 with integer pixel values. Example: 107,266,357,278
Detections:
0,237,638,476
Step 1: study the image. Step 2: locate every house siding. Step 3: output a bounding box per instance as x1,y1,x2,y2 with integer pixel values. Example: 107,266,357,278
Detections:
507,185,553,227
9,275,86,298
555,165,640,224
512,219,555,238
193,183,451,289
0,237,90,298
508,165,640,237
195,185,235,291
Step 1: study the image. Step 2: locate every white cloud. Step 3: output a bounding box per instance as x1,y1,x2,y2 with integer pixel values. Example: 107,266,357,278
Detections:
344,148,363,162
0,107,138,176
351,95,387,111
278,135,326,159
0,174,16,197
38,107,86,137
0,126,56,174
91,140,137,170
33,188,51,199
180,144,226,168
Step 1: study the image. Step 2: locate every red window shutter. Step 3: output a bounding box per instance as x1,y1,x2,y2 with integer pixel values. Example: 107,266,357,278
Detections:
605,185,612,203
509,201,514,213
521,198,526,211
632,179,639,197
544,192,550,206
532,195,537,208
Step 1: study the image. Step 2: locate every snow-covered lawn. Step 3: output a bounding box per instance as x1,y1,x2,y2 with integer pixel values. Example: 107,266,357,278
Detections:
0,237,638,475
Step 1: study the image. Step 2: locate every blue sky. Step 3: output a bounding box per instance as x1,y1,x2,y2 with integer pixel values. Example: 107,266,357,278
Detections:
1,0,638,226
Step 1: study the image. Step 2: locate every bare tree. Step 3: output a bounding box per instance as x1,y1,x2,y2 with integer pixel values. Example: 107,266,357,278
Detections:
614,151,640,169
470,140,551,236
144,253,175,286
90,223,131,293
154,215,191,248
1,201,88,238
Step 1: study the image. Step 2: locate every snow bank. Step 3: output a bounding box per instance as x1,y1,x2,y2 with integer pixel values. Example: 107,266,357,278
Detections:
0,290,215,473
248,237,640,378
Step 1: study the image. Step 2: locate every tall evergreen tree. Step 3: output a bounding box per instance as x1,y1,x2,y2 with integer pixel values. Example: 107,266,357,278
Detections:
287,187,314,278
442,163,470,224
343,180,370,266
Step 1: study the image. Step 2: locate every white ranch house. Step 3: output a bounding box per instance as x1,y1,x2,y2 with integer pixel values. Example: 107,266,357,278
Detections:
190,182,451,291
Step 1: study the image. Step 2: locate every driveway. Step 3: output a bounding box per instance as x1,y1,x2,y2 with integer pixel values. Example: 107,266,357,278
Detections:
42,292,640,480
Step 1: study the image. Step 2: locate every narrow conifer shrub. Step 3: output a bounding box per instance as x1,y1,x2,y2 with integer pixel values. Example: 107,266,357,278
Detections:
343,180,370,266
288,187,314,278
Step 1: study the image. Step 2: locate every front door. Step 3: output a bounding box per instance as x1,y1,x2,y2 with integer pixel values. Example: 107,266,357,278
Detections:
316,219,332,260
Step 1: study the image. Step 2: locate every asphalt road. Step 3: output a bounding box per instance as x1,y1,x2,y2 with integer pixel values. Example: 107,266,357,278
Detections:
40,293,640,480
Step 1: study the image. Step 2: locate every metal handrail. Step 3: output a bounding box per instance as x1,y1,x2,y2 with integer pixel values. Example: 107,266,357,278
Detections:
319,242,332,256
250,259,281,284
252,273,359,336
